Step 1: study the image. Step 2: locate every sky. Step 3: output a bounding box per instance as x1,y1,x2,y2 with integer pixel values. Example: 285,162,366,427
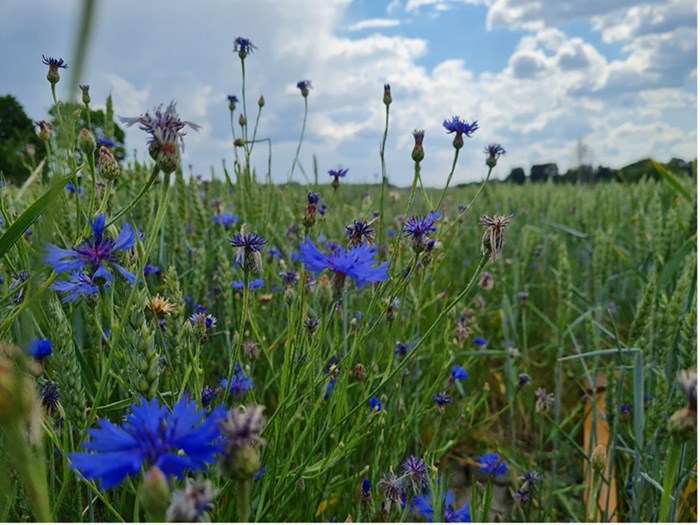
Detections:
1,0,697,187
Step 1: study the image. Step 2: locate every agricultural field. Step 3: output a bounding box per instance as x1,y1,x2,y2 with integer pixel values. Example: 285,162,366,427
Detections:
0,30,697,525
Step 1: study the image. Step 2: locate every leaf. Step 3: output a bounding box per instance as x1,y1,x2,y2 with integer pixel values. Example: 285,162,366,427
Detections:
652,160,693,203
658,234,697,290
551,222,588,238
0,172,74,260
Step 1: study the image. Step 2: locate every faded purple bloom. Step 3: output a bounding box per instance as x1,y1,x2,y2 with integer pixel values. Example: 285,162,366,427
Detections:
231,230,266,273
120,101,201,151
433,392,451,407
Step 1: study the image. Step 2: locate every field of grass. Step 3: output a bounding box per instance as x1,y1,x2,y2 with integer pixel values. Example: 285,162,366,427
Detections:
0,28,697,524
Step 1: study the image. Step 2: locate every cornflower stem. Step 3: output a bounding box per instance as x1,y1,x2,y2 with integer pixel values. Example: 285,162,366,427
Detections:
377,103,390,248
435,147,460,211
441,166,494,238
106,163,160,227
224,272,251,406
586,469,603,522
229,111,240,165
86,147,97,215
6,424,51,522
86,169,170,431
481,479,494,522
248,103,263,161
290,96,308,183
240,58,249,145
237,479,251,522
85,102,92,132
96,180,113,215
659,440,683,522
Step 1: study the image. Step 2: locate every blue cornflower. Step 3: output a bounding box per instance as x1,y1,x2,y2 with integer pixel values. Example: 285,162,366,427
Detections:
324,378,337,400
523,471,543,486
473,337,488,348
231,278,265,291
98,136,116,149
296,80,312,97
433,392,452,407
443,116,478,138
518,373,531,386
45,214,136,286
254,464,267,481
231,230,266,273
402,455,427,493
220,364,254,397
66,183,83,196
29,338,53,359
234,37,256,58
201,385,218,408
121,101,201,153
213,212,239,229
299,237,389,290
52,272,100,303
319,203,329,216
394,341,411,358
69,398,224,490
370,396,383,412
41,55,68,70
621,402,631,416
143,264,162,277
189,313,217,332
403,212,440,252
279,272,299,288
307,192,320,205
484,144,506,167
227,95,239,110
328,168,349,179
362,479,372,500
268,248,283,259
478,453,508,479
413,490,471,522
449,365,468,384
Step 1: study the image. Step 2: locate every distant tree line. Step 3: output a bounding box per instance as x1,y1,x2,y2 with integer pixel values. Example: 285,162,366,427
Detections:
505,158,696,185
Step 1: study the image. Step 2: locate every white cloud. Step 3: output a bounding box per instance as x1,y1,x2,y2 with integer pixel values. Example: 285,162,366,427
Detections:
348,18,401,31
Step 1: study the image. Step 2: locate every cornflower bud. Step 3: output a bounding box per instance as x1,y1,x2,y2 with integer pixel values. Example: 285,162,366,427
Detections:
258,95,265,108
97,145,120,181
383,83,392,106
41,55,67,85
78,128,96,156
411,129,425,163
79,84,91,105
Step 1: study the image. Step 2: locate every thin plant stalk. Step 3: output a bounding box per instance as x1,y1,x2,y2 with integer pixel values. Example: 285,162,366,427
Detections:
290,96,308,183
435,147,460,211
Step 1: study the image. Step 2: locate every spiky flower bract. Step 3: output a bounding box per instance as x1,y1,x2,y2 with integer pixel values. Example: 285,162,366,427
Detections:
403,212,440,252
46,214,136,286
299,237,389,290
478,213,515,261
69,398,224,490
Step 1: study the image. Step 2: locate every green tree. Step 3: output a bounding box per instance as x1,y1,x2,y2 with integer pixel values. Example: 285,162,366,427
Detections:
506,167,526,184
0,94,46,184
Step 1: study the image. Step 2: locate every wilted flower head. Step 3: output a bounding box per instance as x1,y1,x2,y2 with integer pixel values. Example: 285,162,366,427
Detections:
35,120,53,142
479,271,494,290
297,80,312,97
68,398,224,490
146,294,175,317
231,227,266,273
346,219,377,247
220,404,266,450
484,144,506,168
478,213,515,261
166,479,218,522
45,214,136,286
535,387,554,413
234,37,256,59
378,470,404,515
42,55,67,84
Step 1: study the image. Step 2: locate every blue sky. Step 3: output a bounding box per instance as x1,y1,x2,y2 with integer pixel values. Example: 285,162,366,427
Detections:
1,0,696,186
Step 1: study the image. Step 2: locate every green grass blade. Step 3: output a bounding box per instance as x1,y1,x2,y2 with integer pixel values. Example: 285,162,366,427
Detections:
0,172,75,260
651,160,693,203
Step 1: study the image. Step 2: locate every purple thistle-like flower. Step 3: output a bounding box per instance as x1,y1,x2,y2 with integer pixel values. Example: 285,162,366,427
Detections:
535,387,555,413
220,364,254,397
45,214,136,286
51,272,100,303
279,272,299,288
120,101,201,151
478,452,508,479
403,212,440,252
231,230,266,273
41,55,68,69
297,80,312,96
413,490,471,523
484,144,506,161
433,392,452,407
201,385,219,408
233,37,256,57
346,219,376,246
29,338,53,359
443,116,479,137
523,471,543,486
69,398,224,490
299,237,389,290
328,168,349,179
402,455,427,492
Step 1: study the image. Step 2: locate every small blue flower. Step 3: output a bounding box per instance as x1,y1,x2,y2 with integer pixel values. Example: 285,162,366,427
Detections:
52,272,100,303
227,95,239,107
370,396,383,412
45,214,136,286
299,237,389,290
231,278,265,291
324,378,337,400
443,116,478,137
213,212,239,229
254,464,267,481
121,101,201,151
66,183,83,196
143,264,162,277
478,452,508,479
69,398,224,490
403,212,440,250
433,392,451,407
450,365,468,382
484,144,506,162
307,192,320,205
394,341,411,357
318,204,329,216
279,272,299,288
234,37,256,57
473,337,488,348
518,373,531,386
220,364,254,397
231,231,266,272
268,248,283,259
41,55,68,70
201,385,218,408
413,490,471,522
98,136,116,149
523,471,543,486
621,402,631,416
296,80,312,95
328,168,349,179
29,338,53,359
362,479,371,499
